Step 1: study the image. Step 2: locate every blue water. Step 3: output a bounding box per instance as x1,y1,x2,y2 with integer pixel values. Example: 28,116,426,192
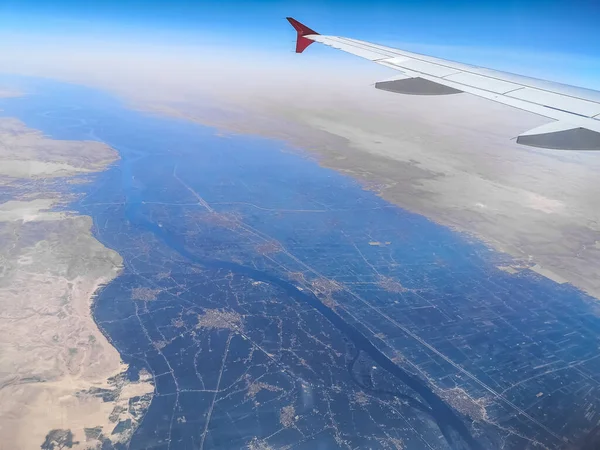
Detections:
3,77,600,450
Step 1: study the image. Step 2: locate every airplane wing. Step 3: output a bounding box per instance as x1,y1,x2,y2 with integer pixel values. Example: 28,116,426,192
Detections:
286,17,600,150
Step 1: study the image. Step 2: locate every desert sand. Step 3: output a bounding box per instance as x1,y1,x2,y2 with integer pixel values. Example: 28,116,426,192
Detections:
0,113,153,449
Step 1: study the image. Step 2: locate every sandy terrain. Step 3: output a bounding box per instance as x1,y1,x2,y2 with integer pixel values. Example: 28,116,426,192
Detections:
0,116,153,449
0,118,117,178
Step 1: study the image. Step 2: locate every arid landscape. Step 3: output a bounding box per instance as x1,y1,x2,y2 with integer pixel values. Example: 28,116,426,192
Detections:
0,93,153,449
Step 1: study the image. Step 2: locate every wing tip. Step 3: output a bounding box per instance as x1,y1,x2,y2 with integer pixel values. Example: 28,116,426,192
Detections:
286,17,319,53
286,17,319,36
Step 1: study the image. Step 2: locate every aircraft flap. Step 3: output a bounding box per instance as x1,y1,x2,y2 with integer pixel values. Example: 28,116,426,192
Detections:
375,77,463,96
517,121,600,150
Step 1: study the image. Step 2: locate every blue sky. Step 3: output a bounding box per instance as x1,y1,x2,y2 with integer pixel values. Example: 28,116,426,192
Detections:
1,0,599,87
3,0,599,52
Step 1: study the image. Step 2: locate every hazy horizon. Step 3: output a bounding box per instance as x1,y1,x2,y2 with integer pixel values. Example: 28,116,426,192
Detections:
1,0,600,95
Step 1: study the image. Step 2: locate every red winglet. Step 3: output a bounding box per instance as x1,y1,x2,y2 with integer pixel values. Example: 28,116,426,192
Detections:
286,17,319,53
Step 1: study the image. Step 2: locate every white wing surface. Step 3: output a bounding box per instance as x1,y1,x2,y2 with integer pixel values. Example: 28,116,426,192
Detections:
287,17,600,150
